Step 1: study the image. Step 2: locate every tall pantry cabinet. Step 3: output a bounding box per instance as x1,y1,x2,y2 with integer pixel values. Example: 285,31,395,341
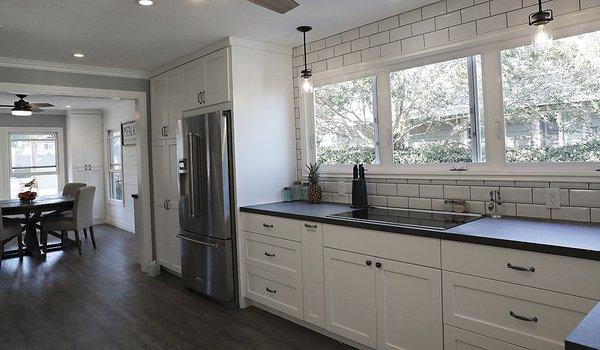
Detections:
149,38,296,277
66,112,106,221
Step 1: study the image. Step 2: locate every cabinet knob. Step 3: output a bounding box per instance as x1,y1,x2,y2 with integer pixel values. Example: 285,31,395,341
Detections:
264,252,275,257
262,223,274,228
375,262,382,268
365,260,372,266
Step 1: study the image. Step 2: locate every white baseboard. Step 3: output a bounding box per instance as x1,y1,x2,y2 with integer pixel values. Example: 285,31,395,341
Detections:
106,217,135,233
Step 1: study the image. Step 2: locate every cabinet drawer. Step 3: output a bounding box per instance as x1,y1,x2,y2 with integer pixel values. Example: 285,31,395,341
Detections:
323,224,440,268
242,213,301,242
245,266,303,319
442,241,600,300
443,271,596,350
444,325,527,350
244,232,302,280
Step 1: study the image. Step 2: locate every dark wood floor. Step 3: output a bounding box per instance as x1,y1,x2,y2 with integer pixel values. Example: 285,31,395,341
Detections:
0,224,354,350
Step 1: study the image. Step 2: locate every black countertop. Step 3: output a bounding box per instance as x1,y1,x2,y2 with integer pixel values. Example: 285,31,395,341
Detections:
240,201,600,350
240,201,600,261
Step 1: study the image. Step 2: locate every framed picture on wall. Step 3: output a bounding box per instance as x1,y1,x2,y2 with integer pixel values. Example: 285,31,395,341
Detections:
121,120,137,146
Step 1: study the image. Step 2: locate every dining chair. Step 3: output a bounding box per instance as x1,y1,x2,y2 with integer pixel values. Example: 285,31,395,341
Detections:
42,186,96,255
62,183,87,198
0,208,24,268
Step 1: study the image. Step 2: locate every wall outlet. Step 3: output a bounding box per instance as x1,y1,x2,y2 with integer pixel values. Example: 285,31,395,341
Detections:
545,188,561,209
337,181,346,195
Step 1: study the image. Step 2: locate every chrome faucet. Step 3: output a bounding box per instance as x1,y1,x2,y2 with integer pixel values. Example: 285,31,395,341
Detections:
488,190,502,219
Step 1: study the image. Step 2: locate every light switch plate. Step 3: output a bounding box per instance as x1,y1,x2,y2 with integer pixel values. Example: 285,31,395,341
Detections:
337,181,346,195
545,188,561,209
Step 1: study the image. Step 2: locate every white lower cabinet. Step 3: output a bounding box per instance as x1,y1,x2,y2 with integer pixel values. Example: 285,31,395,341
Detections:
301,221,326,328
324,248,378,348
245,266,303,319
444,325,527,350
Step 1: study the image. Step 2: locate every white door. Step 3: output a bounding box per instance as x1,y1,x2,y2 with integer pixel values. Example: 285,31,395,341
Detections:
151,141,167,207
85,167,105,221
182,59,206,111
375,257,443,350
85,116,103,167
166,70,183,139
324,248,377,348
151,77,168,141
203,48,230,106
302,221,326,328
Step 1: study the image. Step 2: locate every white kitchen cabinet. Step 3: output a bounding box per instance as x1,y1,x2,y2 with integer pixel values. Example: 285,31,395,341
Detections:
151,70,182,141
67,113,105,221
324,247,378,348
444,325,527,350
152,139,181,273
151,77,168,141
182,47,230,111
301,221,326,328
376,257,442,350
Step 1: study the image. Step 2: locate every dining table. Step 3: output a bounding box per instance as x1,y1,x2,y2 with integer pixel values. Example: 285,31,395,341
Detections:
0,196,75,259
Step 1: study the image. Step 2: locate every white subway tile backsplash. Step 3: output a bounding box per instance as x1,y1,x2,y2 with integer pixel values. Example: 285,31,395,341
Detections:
332,194,350,204
550,182,589,189
397,184,420,197
460,3,491,23
334,42,352,56
507,5,536,27
366,182,376,194
351,37,370,51
370,32,390,46
359,23,379,37
412,18,436,35
582,0,600,9
449,22,477,41
425,28,450,47
402,35,425,52
485,180,515,187
325,34,342,47
431,179,457,185
532,188,569,206
318,47,335,60
592,208,600,223
517,204,551,219
310,39,326,52
387,196,409,208
377,183,397,196
471,186,499,201
477,14,507,34
311,60,327,73
500,187,532,204
490,0,522,15
419,185,444,198
362,47,381,61
368,195,387,206
343,51,361,65
341,28,360,42
423,1,447,19
409,197,432,209
552,207,591,222
327,56,344,69
591,183,600,190
467,201,486,213
381,41,403,57
444,186,470,200
378,15,400,31
436,11,462,29
447,0,475,12
486,202,517,216
432,199,445,211
515,181,549,188
390,25,412,41
399,8,423,25
570,190,600,208
407,179,431,184
456,180,484,186
552,0,582,16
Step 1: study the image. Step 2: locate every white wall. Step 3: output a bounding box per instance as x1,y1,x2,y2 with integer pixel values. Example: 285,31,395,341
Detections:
103,100,138,232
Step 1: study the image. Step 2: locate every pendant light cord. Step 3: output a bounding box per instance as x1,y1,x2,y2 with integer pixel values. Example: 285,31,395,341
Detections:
303,31,308,73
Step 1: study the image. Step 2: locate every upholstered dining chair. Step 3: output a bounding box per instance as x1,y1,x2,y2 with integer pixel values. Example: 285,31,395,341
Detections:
62,183,86,198
42,186,96,255
0,208,24,268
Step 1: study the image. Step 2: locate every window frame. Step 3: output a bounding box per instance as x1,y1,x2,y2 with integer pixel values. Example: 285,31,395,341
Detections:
107,129,124,204
299,16,600,181
0,127,66,199
8,132,59,176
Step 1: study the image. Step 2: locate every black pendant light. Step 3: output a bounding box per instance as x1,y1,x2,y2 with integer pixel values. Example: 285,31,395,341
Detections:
297,25,313,93
529,0,554,50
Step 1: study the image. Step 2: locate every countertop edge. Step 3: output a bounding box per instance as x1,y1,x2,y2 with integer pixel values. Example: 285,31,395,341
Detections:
566,303,600,350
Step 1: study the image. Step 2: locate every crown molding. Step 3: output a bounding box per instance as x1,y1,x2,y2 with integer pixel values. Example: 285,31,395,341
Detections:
0,56,151,79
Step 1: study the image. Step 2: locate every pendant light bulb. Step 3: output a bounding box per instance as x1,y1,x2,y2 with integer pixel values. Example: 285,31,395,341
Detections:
302,76,313,93
297,25,313,94
532,24,553,50
12,109,32,117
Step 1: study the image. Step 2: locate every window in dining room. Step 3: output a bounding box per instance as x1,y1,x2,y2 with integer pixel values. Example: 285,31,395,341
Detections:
108,130,123,201
9,132,59,198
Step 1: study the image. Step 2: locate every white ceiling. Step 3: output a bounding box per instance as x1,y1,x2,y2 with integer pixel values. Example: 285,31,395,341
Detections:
0,0,437,72
0,93,131,114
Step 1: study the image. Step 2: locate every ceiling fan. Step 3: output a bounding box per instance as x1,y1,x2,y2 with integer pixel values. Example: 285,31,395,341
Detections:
0,94,54,117
246,0,299,14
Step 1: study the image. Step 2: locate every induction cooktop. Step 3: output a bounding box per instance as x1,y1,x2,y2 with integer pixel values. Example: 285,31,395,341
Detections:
328,207,483,230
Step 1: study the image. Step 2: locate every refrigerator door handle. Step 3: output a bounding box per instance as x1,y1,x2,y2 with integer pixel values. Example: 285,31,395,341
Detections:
177,234,221,248
187,132,198,217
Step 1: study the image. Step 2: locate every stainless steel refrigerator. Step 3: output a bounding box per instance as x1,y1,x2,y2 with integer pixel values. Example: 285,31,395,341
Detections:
176,110,237,306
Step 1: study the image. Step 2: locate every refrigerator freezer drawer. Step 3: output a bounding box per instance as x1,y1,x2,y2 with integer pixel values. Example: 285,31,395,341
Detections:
179,232,235,303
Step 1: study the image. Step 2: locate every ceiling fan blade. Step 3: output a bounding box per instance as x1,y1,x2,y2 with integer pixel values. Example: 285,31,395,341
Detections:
30,107,44,113
30,103,54,108
0,104,15,107
246,0,299,14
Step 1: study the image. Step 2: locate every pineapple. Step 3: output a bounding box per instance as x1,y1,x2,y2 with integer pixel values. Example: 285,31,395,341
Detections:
306,163,322,204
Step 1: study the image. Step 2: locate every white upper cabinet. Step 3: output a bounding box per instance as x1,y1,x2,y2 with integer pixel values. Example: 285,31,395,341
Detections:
151,77,168,141
182,47,230,111
68,113,103,168
151,70,182,141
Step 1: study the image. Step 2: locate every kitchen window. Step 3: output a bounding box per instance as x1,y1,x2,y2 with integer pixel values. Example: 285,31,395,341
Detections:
313,75,378,165
108,130,123,201
501,31,600,163
9,132,60,198
390,56,484,164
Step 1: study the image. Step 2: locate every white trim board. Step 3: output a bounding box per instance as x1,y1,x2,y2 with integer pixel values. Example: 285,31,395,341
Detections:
106,217,135,233
0,56,151,79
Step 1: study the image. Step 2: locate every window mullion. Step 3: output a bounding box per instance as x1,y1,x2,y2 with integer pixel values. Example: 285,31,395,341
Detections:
376,71,393,166
467,56,482,162
481,50,506,169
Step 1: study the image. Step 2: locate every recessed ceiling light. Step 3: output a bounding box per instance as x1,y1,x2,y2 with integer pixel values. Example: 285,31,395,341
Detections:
65,105,71,108
73,53,85,58
136,0,154,6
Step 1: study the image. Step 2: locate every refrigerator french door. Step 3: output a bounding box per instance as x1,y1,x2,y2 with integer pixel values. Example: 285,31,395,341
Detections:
176,110,237,305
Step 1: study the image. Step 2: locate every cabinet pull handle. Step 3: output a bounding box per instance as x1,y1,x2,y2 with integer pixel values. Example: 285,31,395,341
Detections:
509,311,538,323
264,252,275,257
197,92,202,104
166,199,170,210
507,263,535,272
265,287,277,294
375,262,382,268
262,223,274,228
201,91,206,104
163,198,168,210
366,260,372,266
304,223,318,229
164,125,168,137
